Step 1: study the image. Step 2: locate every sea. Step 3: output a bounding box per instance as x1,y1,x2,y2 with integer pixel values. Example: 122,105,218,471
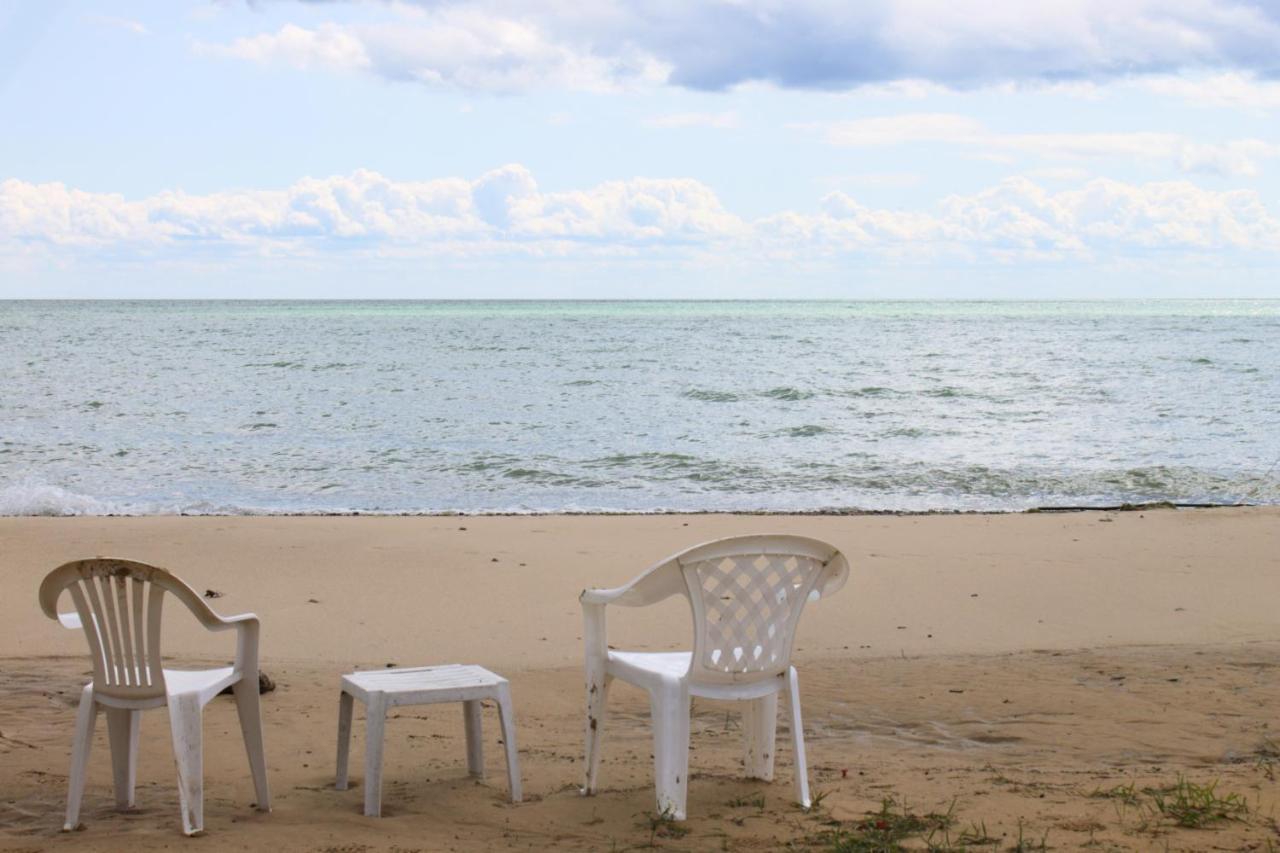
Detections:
1,300,1277,516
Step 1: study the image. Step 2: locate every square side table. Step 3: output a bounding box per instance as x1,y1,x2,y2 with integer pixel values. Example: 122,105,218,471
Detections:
336,664,521,816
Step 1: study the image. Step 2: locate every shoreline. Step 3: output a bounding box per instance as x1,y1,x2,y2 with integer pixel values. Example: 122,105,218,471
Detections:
2,499,1265,520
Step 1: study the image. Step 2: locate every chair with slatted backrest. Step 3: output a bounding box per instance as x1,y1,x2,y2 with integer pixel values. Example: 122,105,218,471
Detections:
579,535,849,819
39,558,271,835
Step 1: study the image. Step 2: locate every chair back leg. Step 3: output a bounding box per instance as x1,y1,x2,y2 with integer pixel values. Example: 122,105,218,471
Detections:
784,667,810,809
742,692,778,781
232,678,271,811
649,683,691,820
167,693,205,835
63,686,98,831
105,708,140,810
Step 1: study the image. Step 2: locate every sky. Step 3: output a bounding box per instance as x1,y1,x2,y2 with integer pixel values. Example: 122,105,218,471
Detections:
1,0,1279,298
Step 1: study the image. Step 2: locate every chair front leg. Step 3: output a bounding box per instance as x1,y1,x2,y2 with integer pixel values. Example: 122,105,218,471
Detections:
167,693,205,835
233,674,271,811
581,601,609,796
64,686,98,831
742,691,778,781
649,681,691,820
785,667,810,809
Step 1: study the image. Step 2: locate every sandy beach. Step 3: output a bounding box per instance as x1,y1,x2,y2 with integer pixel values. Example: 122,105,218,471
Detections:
1,507,1278,850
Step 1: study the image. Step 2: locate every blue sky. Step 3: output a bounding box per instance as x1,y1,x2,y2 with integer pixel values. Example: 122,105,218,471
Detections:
2,0,1279,298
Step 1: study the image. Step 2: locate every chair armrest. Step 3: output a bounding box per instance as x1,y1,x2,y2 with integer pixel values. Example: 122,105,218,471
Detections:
205,611,259,631
206,612,261,674
579,586,631,606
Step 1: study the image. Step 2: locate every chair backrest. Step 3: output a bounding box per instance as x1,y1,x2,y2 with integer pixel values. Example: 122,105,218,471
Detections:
675,535,848,685
38,558,211,701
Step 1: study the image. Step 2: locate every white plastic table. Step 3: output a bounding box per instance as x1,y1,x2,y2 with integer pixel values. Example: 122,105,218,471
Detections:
335,664,522,816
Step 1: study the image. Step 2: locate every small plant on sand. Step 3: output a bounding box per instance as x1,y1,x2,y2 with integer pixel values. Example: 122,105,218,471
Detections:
1147,776,1248,828
726,792,767,811
808,789,831,813
1009,818,1050,851
953,819,1000,847
1256,738,1280,781
817,796,956,852
637,808,689,847
1088,781,1140,806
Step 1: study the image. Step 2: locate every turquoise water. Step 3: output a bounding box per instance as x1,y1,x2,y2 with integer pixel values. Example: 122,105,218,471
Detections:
1,300,1277,515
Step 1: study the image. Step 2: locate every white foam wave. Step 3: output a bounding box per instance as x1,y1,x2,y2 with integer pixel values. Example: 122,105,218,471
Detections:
0,477,121,516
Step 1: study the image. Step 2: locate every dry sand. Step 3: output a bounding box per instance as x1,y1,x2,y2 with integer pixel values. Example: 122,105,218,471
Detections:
0,508,1277,850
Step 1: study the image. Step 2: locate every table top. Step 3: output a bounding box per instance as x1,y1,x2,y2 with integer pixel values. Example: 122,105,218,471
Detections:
341,663,507,703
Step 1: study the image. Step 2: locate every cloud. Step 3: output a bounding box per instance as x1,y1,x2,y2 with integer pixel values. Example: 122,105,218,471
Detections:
0,167,744,258
200,8,668,93
83,15,149,36
211,0,1280,93
804,113,1280,176
3,169,1277,270
643,111,739,129
1139,72,1280,112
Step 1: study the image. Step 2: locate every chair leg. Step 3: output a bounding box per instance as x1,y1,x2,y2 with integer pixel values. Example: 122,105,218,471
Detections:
233,675,272,811
649,683,691,820
785,667,810,809
335,690,354,791
494,684,522,803
167,693,205,836
463,700,484,779
105,707,140,810
363,693,387,817
583,674,611,795
742,692,778,781
63,686,97,831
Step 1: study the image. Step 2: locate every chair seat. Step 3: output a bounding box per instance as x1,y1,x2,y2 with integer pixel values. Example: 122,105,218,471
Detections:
86,667,240,709
165,667,239,703
607,650,692,688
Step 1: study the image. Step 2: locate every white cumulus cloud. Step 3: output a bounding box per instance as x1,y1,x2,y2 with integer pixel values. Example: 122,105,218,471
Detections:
805,113,1280,177
2,169,1277,271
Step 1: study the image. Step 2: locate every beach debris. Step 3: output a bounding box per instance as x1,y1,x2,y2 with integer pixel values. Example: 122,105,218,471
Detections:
219,671,275,696
385,662,397,668
307,598,320,604
491,557,499,562
203,589,225,598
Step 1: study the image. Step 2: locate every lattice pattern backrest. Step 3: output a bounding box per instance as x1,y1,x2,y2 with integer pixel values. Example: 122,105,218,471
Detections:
47,560,168,700
683,550,826,682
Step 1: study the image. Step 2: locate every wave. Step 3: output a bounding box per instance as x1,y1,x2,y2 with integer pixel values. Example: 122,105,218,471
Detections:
681,389,741,403
0,477,121,516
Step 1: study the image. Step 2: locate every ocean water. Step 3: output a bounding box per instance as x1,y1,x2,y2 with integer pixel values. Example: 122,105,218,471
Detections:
1,299,1277,516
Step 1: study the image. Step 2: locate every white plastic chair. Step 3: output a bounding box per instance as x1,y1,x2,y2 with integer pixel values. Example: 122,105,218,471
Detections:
580,535,849,819
39,558,271,836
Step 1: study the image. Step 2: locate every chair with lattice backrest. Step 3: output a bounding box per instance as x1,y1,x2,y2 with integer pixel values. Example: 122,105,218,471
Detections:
38,558,271,835
579,535,849,819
